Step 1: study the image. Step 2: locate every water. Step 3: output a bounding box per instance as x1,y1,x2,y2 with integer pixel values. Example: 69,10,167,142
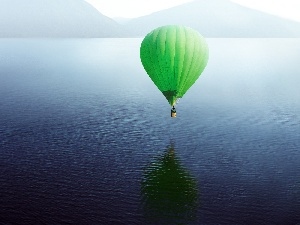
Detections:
0,38,299,225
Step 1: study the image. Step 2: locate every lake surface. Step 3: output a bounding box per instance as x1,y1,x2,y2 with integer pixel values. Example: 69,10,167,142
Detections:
0,38,300,225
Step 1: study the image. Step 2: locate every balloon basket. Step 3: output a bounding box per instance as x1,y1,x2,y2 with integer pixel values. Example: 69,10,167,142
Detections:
171,112,177,118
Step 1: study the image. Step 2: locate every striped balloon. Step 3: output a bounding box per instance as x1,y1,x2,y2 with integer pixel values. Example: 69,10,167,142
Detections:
140,25,209,106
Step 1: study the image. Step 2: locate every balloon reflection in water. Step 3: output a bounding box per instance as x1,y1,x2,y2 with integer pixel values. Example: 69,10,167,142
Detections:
141,144,199,224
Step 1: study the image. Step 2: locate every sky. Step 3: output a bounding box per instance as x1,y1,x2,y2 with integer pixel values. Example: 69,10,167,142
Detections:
231,0,300,22
84,0,300,22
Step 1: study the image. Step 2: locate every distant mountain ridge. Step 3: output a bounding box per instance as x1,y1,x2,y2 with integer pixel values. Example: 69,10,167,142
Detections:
123,0,300,37
1,0,300,37
0,0,121,37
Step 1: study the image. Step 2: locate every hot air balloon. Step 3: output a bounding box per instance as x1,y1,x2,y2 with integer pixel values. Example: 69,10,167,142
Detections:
140,25,209,117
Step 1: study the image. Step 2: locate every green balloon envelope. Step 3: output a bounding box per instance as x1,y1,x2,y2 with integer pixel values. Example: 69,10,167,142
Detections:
140,25,209,106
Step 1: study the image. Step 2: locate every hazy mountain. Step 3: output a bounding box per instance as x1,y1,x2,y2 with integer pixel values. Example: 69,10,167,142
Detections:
113,17,133,25
2,0,300,38
0,0,121,37
124,0,300,37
